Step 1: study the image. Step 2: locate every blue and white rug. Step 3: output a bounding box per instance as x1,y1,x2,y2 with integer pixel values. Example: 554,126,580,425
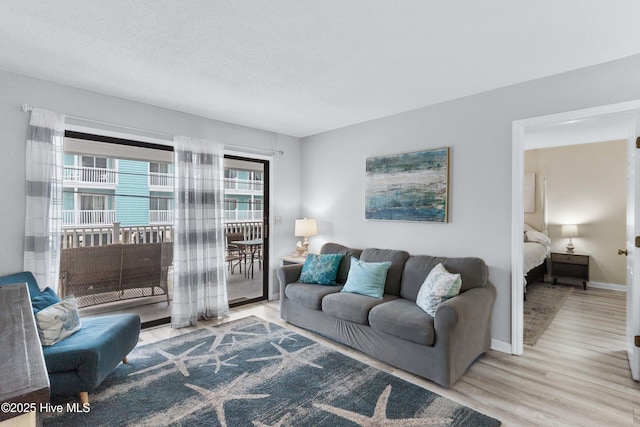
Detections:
45,316,500,426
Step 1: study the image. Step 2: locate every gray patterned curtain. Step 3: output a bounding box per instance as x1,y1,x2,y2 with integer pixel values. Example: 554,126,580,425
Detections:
171,136,229,328
23,108,65,290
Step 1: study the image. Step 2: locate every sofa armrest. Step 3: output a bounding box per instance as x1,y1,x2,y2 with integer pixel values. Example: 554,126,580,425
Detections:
276,264,304,295
433,282,496,377
435,282,496,331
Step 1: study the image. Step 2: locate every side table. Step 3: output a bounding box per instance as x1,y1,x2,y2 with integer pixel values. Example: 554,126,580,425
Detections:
551,252,590,290
281,255,307,266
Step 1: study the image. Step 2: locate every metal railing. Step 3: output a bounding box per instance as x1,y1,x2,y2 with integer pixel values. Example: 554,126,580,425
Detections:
149,172,174,188
63,210,117,226
224,178,264,192
150,210,173,224
225,209,263,222
64,166,117,185
60,220,263,248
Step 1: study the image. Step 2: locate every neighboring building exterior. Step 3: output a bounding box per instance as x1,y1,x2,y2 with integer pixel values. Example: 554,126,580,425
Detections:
62,154,263,228
224,169,264,222
63,154,174,227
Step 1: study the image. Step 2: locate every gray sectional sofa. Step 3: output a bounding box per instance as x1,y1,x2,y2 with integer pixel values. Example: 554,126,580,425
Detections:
277,242,496,387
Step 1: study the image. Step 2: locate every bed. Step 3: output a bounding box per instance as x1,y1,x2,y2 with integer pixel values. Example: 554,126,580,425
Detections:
524,224,551,297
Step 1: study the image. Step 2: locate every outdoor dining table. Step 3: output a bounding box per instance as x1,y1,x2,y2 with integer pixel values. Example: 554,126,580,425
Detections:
232,239,263,279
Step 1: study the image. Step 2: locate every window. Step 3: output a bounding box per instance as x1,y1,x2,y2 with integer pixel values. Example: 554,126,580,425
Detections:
150,197,169,211
82,156,108,169
225,199,238,211
78,194,111,225
150,162,169,174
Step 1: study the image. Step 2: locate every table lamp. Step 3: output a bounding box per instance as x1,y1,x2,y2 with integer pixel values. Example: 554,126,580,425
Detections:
561,224,579,253
294,218,318,256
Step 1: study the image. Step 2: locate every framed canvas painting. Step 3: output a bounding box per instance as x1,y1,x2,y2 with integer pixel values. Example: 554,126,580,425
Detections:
365,147,449,222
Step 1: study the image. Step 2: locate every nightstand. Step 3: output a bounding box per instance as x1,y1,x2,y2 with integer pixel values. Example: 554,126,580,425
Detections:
281,255,307,266
551,252,590,290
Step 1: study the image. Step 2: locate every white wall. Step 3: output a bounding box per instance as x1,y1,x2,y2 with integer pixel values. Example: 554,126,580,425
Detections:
0,70,302,297
526,141,627,286
300,53,640,345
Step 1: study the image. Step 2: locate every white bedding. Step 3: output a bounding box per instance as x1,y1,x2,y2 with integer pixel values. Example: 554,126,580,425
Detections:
523,242,548,274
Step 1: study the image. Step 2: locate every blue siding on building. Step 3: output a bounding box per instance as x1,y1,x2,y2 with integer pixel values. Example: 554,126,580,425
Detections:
116,160,149,226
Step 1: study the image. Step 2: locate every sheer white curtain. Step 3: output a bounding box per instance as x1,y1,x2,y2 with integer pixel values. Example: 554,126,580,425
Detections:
24,108,65,290
171,135,229,327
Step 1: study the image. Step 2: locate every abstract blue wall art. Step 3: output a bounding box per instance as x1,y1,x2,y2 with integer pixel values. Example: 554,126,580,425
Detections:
365,148,449,222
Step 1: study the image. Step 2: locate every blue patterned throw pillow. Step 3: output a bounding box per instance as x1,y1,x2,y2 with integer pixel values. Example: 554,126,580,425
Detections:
35,295,82,346
341,257,392,299
298,254,344,285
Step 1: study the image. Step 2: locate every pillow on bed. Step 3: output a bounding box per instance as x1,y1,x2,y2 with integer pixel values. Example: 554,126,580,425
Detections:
525,230,551,246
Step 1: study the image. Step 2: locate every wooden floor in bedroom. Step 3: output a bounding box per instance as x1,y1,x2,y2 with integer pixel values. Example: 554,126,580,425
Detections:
140,287,639,427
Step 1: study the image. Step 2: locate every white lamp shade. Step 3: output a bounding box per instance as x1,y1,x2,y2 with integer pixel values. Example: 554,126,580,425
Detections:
294,218,318,237
561,224,579,238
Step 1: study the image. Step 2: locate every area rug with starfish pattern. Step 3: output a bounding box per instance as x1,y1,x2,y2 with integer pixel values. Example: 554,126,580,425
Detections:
44,316,500,426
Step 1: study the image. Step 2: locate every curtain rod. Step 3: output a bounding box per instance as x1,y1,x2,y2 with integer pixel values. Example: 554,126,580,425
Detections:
21,104,284,155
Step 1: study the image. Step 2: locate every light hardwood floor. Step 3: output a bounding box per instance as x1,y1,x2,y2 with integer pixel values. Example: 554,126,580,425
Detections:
140,287,640,426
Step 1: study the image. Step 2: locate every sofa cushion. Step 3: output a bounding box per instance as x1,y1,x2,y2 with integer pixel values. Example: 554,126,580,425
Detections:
285,283,343,310
360,248,410,296
369,299,435,346
43,314,140,392
320,243,363,284
298,254,343,285
400,255,488,301
341,258,392,299
322,292,398,325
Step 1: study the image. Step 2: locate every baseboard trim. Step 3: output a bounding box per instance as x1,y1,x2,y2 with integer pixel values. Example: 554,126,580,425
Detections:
588,281,626,292
490,339,512,354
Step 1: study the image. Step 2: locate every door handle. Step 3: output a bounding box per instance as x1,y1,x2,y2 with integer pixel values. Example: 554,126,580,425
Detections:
618,249,629,256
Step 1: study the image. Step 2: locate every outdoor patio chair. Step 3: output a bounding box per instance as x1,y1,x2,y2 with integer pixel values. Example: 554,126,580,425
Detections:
226,232,244,274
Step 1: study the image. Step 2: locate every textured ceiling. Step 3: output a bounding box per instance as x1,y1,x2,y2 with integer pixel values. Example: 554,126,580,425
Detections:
1,1,639,137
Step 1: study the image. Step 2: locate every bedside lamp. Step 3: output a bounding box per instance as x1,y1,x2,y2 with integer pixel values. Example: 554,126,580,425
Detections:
561,224,579,253
294,218,318,256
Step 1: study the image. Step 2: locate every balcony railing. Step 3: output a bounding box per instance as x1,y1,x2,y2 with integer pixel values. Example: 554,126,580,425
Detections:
225,209,263,222
149,172,174,188
224,178,263,192
60,221,263,249
64,166,117,185
150,210,173,224
63,210,116,226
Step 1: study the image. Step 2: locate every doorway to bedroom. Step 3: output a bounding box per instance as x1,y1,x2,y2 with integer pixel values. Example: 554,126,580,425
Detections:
512,104,640,373
522,140,627,346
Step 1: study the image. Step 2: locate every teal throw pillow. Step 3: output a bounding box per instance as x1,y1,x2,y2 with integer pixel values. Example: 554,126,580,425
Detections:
341,257,392,299
415,263,462,316
298,254,344,285
31,287,61,314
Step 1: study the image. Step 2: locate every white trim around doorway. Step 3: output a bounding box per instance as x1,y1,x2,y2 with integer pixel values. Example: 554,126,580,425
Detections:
511,99,640,356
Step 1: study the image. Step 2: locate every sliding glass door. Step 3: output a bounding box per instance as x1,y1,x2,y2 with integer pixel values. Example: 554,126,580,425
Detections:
224,155,269,307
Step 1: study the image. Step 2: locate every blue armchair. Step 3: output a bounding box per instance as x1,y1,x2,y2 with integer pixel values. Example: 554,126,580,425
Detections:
0,271,141,404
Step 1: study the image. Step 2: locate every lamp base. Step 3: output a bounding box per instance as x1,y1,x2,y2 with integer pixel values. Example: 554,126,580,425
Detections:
566,238,575,254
